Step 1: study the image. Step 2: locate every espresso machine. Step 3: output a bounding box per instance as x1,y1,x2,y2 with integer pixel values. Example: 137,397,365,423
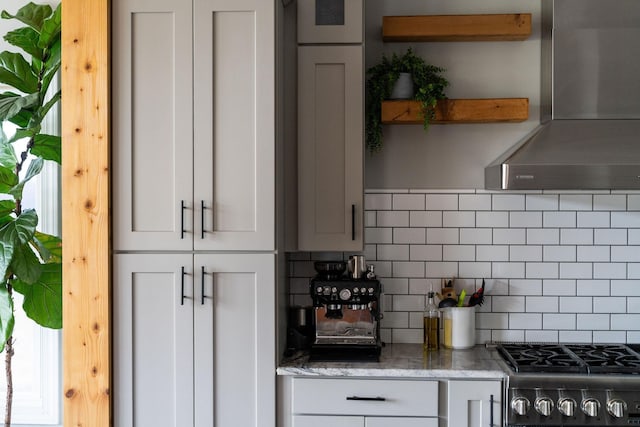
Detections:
309,261,382,361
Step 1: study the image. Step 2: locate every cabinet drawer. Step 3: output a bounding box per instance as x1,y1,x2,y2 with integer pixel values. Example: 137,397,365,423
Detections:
292,378,438,417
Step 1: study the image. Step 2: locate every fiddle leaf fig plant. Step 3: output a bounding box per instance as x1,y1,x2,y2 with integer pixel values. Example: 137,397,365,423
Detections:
366,48,449,153
0,2,62,426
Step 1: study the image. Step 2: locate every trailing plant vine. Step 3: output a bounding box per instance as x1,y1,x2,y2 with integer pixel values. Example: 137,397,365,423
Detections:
366,48,449,153
0,3,62,426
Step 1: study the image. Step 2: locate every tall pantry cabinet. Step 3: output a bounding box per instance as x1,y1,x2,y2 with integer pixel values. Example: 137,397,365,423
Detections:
112,0,276,426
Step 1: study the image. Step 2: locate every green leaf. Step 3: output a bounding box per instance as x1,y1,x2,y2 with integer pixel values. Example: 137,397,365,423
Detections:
38,3,61,49
10,157,43,199
0,285,15,352
41,53,60,95
7,126,37,144
31,134,60,164
10,242,41,284
0,201,15,218
0,51,39,94
32,231,61,263
4,27,43,61
12,262,62,329
0,92,38,122
0,240,15,282
0,209,38,247
1,3,53,32
0,165,19,193
0,138,17,168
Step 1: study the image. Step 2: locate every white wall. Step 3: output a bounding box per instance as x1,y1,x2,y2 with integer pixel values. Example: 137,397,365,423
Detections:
364,0,542,189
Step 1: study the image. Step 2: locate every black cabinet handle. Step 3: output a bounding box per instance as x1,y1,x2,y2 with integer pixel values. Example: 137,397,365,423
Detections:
201,200,205,239
180,266,186,305
180,201,186,239
490,394,494,427
351,204,356,241
346,396,386,402
201,266,206,305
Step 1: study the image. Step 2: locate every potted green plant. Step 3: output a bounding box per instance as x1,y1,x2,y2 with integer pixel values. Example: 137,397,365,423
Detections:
0,3,62,426
366,48,449,153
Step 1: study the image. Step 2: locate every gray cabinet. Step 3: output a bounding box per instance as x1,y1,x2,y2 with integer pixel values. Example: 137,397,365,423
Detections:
448,380,502,427
114,253,275,427
293,416,436,427
297,45,364,251
113,0,274,252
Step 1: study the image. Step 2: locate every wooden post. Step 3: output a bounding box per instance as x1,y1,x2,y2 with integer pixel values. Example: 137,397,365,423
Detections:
61,0,111,426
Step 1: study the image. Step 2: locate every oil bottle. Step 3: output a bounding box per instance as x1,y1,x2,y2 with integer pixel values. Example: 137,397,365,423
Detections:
423,289,440,351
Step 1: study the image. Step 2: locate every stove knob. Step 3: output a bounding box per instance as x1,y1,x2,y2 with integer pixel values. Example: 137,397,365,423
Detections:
368,287,375,295
535,397,554,417
511,397,530,416
353,287,359,294
316,286,323,294
558,397,577,417
339,288,352,301
607,399,627,418
582,398,600,417
331,287,338,293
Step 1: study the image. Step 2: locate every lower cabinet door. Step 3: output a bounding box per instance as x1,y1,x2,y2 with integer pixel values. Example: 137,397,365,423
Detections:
114,254,194,427
194,253,275,427
366,417,438,427
448,380,502,427
293,415,363,427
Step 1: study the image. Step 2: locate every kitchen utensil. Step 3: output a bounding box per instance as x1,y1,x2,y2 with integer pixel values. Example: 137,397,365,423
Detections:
467,280,485,307
457,289,467,307
314,261,346,280
438,298,457,308
348,255,366,279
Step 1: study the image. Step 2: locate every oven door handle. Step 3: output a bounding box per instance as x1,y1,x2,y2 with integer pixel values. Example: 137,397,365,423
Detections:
346,396,386,402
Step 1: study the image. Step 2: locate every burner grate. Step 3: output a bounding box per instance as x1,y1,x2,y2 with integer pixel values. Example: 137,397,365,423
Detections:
497,343,640,374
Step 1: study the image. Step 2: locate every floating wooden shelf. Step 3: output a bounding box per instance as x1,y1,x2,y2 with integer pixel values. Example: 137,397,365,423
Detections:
382,14,532,42
381,98,529,124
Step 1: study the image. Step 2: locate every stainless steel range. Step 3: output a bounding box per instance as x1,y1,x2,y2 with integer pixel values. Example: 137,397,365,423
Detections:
495,343,640,426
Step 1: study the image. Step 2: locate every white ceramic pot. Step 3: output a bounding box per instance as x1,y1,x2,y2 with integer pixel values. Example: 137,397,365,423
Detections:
389,72,414,99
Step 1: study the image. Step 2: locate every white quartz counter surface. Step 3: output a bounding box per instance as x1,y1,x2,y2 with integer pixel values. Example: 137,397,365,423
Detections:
277,344,506,379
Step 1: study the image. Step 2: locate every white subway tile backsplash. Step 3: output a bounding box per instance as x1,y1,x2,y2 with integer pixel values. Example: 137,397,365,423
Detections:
443,211,475,227
443,245,475,261
560,194,593,211
493,194,525,211
291,190,640,344
426,228,459,244
477,245,509,262
510,212,542,228
544,245,576,262
494,228,526,245
594,228,627,245
393,228,426,244
559,297,593,313
459,194,491,211
594,195,626,211
577,212,610,228
511,245,542,262
527,228,560,245
543,211,576,228
425,194,458,211
378,244,409,261
559,263,593,279
410,211,442,227
410,245,443,261
576,280,609,296
377,211,409,227
365,193,392,210
477,211,509,228
393,194,425,210
542,280,576,296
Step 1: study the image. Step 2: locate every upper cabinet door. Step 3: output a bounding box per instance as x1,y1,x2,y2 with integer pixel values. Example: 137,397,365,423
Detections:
297,0,363,44
113,0,194,251
193,0,275,251
298,46,364,251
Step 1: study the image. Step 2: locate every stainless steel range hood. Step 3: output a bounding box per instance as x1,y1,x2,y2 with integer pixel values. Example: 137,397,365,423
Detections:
485,0,640,190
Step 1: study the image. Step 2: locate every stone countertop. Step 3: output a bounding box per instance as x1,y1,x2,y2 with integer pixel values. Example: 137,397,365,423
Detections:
277,343,506,379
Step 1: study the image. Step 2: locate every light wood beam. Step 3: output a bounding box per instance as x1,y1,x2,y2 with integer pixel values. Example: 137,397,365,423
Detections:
61,0,111,426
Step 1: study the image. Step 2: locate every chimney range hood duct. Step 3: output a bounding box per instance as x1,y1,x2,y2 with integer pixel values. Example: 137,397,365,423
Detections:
485,0,640,190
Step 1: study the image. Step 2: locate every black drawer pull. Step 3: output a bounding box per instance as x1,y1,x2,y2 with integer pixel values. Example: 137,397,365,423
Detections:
351,204,356,241
346,396,386,402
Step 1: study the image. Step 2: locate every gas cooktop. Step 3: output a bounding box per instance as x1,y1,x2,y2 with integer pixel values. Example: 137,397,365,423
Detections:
498,343,640,375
